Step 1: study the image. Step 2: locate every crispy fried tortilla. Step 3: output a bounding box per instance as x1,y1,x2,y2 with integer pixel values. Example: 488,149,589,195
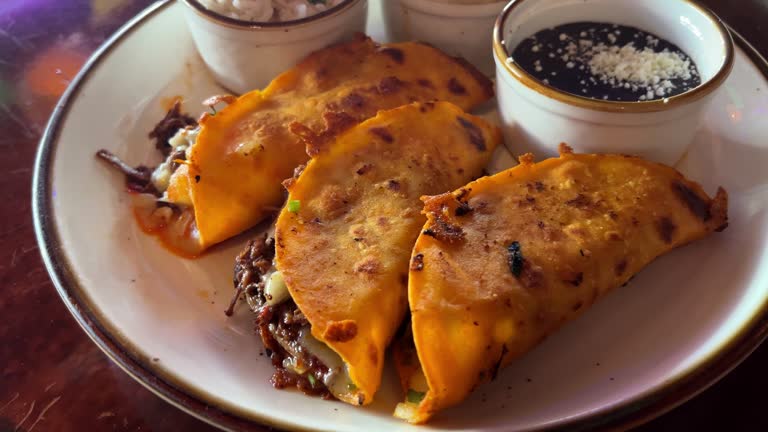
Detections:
164,35,494,252
272,102,501,406
394,145,728,423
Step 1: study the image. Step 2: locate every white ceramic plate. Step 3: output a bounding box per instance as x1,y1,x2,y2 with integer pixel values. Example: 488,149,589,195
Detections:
33,1,768,431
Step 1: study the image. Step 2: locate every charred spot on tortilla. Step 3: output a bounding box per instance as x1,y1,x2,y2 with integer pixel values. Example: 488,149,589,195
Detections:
455,201,473,216
455,188,471,201
507,241,524,277
566,271,584,287
368,344,379,366
453,188,473,216
387,179,402,191
380,47,405,64
456,116,487,152
324,320,359,343
341,92,366,110
355,163,373,175
423,217,464,244
491,345,509,381
615,259,628,276
449,55,495,98
447,78,467,95
672,180,711,221
369,127,394,143
379,76,405,95
411,253,425,272
656,217,677,243
417,79,434,89
293,111,359,157
354,256,381,276
565,193,594,209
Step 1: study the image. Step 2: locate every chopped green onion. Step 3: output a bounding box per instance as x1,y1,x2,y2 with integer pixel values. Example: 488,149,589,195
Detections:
307,374,317,387
407,389,426,404
347,382,357,391
288,199,301,213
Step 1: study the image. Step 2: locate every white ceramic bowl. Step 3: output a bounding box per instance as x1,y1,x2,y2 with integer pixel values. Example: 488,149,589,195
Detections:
494,0,734,165
383,0,507,76
180,0,367,94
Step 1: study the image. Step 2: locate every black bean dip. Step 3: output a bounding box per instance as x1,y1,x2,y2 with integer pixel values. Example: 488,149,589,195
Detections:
509,22,701,102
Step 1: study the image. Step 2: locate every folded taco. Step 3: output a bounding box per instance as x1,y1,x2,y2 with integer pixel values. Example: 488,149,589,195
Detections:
394,145,728,423
99,35,494,256
235,101,501,405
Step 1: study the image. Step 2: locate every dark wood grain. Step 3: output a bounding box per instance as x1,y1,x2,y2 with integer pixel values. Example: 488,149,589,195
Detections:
0,1,766,431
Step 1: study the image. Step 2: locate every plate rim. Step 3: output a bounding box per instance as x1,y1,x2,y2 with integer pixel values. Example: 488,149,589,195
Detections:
31,1,768,431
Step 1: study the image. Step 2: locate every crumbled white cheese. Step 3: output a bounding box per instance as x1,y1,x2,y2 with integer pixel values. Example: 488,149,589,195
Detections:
588,43,692,98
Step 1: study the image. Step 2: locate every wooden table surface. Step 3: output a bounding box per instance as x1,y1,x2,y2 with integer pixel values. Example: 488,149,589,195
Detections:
1,1,767,431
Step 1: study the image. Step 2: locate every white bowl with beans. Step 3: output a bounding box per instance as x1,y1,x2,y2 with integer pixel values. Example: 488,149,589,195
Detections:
494,0,734,165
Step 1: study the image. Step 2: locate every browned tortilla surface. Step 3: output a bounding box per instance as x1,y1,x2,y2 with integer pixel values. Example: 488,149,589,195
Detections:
275,101,502,406
166,35,494,251
396,145,728,423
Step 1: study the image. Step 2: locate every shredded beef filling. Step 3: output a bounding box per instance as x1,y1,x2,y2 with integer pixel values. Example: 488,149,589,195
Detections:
258,303,333,399
228,235,275,316
149,100,198,156
232,235,333,399
95,149,157,194
95,102,197,196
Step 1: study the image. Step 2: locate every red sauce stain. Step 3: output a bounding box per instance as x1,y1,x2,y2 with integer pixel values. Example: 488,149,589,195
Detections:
132,202,203,260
